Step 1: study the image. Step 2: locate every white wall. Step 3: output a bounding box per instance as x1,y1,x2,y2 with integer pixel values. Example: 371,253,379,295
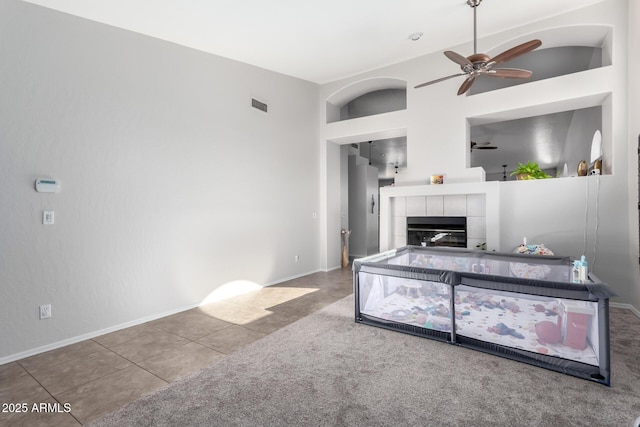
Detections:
319,0,639,311
0,0,320,361
498,176,629,290
627,0,640,313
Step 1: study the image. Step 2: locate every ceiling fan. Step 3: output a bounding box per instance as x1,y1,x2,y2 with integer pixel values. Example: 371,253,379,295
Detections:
415,0,542,95
470,141,497,151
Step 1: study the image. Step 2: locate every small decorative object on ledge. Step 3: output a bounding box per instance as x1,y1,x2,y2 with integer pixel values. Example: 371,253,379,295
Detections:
341,229,351,268
590,130,603,175
431,174,444,184
577,160,588,176
510,161,552,180
593,159,603,175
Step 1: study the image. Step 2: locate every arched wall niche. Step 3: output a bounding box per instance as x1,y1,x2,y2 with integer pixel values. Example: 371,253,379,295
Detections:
468,24,613,95
326,77,407,123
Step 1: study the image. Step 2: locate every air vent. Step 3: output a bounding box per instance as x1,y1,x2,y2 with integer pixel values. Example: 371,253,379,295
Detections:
251,98,268,113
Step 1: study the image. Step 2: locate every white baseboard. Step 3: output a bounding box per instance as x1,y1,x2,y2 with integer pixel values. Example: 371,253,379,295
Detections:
0,268,329,366
261,269,324,287
610,302,640,319
0,302,200,366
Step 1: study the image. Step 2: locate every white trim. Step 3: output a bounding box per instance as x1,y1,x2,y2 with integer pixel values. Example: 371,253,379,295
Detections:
260,269,324,287
610,302,640,319
379,181,500,252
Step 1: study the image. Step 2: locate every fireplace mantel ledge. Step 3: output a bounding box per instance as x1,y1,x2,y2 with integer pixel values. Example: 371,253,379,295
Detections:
379,181,501,252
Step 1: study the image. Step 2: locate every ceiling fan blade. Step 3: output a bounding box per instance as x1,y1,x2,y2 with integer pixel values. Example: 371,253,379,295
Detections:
457,75,476,95
444,51,472,67
485,68,533,79
414,73,466,89
489,39,542,66
471,141,497,150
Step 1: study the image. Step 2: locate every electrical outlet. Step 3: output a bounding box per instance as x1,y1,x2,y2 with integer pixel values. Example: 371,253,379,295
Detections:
294,255,300,263
39,304,51,320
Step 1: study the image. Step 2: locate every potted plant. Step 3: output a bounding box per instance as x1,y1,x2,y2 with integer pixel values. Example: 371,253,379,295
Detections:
510,161,552,180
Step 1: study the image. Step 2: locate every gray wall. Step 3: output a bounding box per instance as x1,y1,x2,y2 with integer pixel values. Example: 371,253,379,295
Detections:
348,156,379,258
0,0,320,361
469,46,603,95
339,89,406,121
558,107,603,176
628,0,640,312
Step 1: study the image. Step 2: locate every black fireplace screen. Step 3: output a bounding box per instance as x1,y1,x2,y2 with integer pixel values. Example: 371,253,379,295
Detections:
406,217,467,248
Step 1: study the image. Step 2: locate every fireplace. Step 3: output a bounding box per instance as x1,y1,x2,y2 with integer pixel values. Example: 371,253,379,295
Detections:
406,217,467,248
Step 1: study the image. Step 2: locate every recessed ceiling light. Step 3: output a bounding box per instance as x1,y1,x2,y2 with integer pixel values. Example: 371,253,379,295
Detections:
409,32,423,41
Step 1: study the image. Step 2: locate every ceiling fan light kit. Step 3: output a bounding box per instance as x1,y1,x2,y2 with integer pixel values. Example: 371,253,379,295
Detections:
415,0,542,95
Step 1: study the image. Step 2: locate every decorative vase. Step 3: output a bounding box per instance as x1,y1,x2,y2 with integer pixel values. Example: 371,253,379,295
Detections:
342,245,349,268
577,160,588,176
593,159,602,174
340,229,351,268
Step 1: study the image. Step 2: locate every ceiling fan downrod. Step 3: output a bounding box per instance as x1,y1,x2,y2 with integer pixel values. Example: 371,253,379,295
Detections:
467,0,483,55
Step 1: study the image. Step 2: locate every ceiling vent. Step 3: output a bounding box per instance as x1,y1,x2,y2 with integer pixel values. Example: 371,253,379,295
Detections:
251,98,268,113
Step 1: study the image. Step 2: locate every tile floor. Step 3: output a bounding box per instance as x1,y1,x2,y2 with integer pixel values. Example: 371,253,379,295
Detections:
0,268,353,426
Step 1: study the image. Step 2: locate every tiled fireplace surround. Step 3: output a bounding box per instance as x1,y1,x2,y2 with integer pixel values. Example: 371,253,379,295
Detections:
379,182,501,252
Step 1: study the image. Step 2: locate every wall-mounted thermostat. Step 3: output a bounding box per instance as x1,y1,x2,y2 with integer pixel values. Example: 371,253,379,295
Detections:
35,179,60,193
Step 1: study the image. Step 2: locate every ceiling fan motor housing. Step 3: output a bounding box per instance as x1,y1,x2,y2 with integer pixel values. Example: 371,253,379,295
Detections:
467,53,491,70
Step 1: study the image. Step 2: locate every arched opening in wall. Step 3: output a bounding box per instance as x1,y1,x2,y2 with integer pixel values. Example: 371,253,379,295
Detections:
326,77,407,123
464,25,612,96
339,89,406,121
469,93,611,182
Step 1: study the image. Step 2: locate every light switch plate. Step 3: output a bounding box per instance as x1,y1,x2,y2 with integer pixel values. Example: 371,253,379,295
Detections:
43,211,54,225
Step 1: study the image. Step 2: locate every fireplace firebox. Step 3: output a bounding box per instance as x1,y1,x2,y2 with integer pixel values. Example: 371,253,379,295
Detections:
406,217,467,248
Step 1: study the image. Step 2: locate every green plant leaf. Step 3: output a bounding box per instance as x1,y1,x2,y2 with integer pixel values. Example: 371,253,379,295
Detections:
510,161,552,179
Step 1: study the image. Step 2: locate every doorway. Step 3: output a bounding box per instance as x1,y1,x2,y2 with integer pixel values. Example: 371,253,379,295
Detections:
343,138,407,260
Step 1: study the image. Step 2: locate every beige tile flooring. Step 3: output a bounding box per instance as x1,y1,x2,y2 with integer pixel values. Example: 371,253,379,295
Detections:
0,268,353,426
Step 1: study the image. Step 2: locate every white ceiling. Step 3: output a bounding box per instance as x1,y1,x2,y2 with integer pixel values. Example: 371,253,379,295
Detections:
23,0,605,84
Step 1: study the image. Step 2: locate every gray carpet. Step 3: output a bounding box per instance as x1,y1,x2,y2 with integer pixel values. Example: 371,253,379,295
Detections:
91,295,640,427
